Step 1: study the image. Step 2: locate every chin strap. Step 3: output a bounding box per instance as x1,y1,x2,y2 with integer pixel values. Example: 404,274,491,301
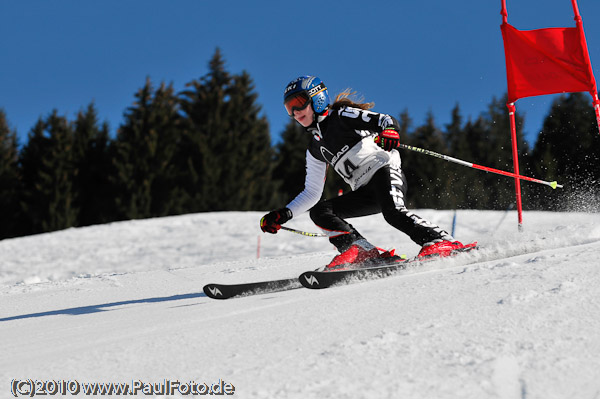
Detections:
316,109,329,123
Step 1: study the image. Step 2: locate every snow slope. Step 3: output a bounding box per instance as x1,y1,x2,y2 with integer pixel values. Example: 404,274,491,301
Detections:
1,210,600,399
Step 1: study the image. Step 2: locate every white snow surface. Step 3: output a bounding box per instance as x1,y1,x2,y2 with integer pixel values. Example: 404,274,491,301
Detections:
2,210,600,399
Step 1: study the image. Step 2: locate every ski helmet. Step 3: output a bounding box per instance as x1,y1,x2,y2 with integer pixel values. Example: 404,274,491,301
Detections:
283,76,330,115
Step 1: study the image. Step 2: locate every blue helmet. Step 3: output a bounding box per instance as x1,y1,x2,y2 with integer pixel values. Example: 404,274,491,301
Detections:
283,76,330,115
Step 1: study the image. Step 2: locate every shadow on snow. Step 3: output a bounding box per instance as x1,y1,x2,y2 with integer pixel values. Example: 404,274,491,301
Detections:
0,292,207,322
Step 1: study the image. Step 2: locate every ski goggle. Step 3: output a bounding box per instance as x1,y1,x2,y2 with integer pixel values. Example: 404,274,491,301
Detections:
284,92,311,116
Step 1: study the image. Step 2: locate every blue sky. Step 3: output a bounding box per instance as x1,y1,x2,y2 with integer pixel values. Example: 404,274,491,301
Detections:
1,0,599,147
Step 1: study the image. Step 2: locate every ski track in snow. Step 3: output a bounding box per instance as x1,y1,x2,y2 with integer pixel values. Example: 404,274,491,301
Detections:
1,210,600,399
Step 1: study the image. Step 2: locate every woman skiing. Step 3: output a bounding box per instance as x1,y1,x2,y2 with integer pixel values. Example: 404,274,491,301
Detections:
260,75,472,269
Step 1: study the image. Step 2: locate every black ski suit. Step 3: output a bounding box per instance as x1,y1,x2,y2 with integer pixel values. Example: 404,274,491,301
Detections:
285,105,452,252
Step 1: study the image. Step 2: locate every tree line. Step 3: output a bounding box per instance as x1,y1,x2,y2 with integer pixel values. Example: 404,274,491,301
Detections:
1,49,599,240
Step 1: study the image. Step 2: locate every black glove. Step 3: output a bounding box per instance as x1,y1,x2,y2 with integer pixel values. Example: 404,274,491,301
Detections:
260,208,293,234
375,128,400,151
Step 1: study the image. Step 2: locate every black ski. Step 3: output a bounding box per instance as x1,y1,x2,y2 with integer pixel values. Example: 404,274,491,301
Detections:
299,243,478,289
204,243,478,298
299,262,408,289
203,278,301,300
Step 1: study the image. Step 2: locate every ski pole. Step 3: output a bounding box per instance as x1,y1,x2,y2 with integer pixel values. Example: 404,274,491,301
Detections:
281,226,328,237
398,143,563,189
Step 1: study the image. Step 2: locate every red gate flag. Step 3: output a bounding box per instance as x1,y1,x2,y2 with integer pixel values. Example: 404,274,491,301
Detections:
501,24,597,103
500,0,600,230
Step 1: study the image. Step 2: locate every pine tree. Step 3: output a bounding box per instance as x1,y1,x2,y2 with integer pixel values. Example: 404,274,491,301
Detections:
482,95,530,210
19,111,78,233
443,95,529,210
179,48,277,211
19,119,47,234
179,49,232,212
397,109,412,144
219,71,277,210
112,78,184,220
0,109,21,238
442,104,468,209
405,111,449,208
529,93,600,210
72,103,115,226
459,117,493,209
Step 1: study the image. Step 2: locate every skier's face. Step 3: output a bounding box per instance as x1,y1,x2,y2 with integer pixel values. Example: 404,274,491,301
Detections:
293,103,314,127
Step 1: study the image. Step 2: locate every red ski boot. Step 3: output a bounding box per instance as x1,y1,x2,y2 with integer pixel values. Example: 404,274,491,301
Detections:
418,240,477,259
325,241,382,271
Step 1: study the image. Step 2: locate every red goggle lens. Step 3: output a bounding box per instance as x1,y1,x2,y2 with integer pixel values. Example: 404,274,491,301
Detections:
284,92,311,116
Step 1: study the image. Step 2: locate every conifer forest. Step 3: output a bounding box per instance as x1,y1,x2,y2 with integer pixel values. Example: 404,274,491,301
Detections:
1,49,599,240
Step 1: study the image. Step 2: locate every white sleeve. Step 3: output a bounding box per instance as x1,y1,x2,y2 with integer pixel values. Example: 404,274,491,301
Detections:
286,150,327,217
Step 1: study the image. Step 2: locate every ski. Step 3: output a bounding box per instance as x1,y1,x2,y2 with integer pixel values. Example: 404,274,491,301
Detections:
203,278,301,300
299,262,408,289
204,243,477,299
299,243,478,290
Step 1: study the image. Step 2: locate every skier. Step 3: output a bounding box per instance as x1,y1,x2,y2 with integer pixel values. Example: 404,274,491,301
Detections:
260,75,472,270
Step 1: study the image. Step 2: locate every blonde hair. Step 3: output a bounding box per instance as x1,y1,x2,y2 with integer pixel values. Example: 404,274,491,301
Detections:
331,88,374,110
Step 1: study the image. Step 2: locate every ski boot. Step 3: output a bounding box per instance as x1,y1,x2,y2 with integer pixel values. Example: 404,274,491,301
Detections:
324,240,401,271
417,240,477,259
